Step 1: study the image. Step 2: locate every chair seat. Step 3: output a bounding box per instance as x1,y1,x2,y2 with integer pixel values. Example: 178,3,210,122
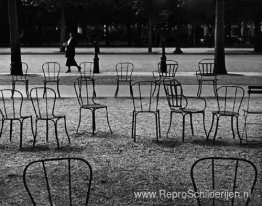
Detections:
37,113,64,120
81,104,106,109
171,108,204,113
212,110,239,116
3,115,31,120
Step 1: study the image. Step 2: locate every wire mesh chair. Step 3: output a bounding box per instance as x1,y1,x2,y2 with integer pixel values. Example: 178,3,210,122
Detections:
79,62,96,97
191,157,257,206
163,79,207,142
152,60,179,82
196,59,217,97
42,62,61,98
242,86,262,143
10,62,29,98
23,157,92,206
30,87,70,149
207,86,245,144
131,81,161,142
74,77,112,135
0,89,33,148
114,62,134,97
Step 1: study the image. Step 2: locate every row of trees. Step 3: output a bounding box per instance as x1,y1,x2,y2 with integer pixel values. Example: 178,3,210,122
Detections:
6,0,262,75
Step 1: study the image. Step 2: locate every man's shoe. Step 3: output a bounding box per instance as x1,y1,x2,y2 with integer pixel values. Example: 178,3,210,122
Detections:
66,70,71,73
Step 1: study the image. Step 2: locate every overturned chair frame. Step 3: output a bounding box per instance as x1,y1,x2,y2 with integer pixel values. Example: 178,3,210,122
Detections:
191,157,257,206
23,157,93,206
74,77,112,135
163,79,207,142
131,81,161,142
207,86,245,144
30,87,70,149
114,62,134,97
0,89,34,148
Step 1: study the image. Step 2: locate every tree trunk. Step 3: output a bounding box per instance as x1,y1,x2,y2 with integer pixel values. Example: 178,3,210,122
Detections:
8,0,22,75
148,18,152,53
59,2,66,52
214,0,227,74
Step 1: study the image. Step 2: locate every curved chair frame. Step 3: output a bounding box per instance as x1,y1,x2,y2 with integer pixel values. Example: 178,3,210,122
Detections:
42,62,61,98
163,79,207,142
30,87,70,149
207,86,245,144
74,77,112,135
23,157,93,206
131,81,161,142
11,62,29,98
0,89,34,148
115,62,134,97
191,157,257,206
196,59,217,97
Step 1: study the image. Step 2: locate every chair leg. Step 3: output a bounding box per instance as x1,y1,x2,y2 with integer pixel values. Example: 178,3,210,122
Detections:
0,119,5,137
53,120,60,149
236,116,242,144
212,116,220,144
157,110,161,139
114,81,119,97
63,116,70,144
76,108,82,134
19,120,23,148
207,114,215,140
33,119,38,147
92,109,96,136
129,82,133,98
231,116,235,139
105,107,112,134
10,120,13,142
166,112,173,138
46,120,49,142
155,112,159,142
131,111,135,139
43,82,47,98
202,112,208,138
190,113,194,136
197,81,202,97
30,116,34,138
25,80,29,98
133,113,137,142
182,114,186,142
57,81,61,98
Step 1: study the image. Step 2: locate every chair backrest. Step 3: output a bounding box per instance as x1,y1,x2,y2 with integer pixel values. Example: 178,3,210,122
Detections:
191,157,257,206
30,87,57,119
163,79,187,110
198,59,215,76
10,62,28,81
23,157,92,206
0,89,23,119
115,62,134,80
74,77,96,106
157,60,179,78
216,86,245,114
131,81,160,112
42,62,60,81
246,86,262,112
79,62,94,78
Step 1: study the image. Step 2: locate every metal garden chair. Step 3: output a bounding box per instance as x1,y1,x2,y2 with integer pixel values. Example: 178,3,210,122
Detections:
242,86,262,143
10,62,29,98
23,157,92,206
0,89,33,148
114,62,134,97
79,62,96,97
152,60,179,82
163,79,207,142
42,62,61,98
74,77,112,135
196,59,217,97
131,81,161,142
191,157,257,206
30,87,70,149
207,86,245,144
